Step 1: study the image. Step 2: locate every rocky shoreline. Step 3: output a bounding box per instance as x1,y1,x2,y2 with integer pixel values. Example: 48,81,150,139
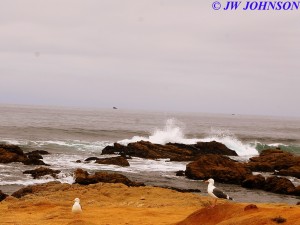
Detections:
1,141,300,200
101,141,300,196
1,141,300,224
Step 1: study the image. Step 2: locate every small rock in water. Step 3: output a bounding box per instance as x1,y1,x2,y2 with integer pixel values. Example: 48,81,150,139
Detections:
176,170,185,176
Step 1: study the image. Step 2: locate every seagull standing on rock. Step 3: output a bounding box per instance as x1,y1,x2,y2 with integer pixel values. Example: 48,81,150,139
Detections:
72,198,82,214
205,178,233,208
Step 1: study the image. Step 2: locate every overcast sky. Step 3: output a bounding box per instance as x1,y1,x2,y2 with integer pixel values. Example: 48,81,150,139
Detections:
0,0,299,117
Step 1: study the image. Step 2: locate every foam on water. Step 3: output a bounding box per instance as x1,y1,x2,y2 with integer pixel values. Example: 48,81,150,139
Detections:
0,173,74,186
199,128,259,156
268,143,289,147
1,139,109,153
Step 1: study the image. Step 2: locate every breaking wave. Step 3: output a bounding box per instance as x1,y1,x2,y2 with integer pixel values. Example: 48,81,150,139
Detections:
119,119,259,156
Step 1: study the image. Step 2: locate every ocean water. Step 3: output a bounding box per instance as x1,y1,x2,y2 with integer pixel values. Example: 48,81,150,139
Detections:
0,104,300,204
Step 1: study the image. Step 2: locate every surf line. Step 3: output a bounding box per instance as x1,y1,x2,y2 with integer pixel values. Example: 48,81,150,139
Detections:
223,1,300,10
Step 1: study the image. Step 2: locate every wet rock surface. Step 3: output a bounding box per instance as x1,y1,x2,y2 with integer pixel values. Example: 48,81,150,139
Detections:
246,149,300,173
0,144,27,163
95,156,130,167
185,154,251,184
23,167,61,179
0,144,50,165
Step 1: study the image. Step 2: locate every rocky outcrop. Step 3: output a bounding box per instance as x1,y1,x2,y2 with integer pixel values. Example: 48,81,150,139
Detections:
84,157,101,162
74,169,144,187
241,175,300,196
185,154,251,184
26,152,43,159
264,176,296,195
274,166,300,179
23,167,61,179
28,150,50,155
24,150,49,166
246,149,300,173
95,156,130,167
102,141,237,161
0,190,8,202
0,144,49,165
0,144,27,163
24,157,49,166
241,174,266,189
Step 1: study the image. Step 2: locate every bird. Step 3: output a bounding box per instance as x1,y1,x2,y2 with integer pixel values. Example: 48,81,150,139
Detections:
205,178,233,208
72,198,82,213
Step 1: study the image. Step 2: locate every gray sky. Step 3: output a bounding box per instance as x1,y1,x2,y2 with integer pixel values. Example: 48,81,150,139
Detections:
1,0,299,117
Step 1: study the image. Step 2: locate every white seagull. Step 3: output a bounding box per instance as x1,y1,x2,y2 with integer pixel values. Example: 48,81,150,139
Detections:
205,178,233,208
72,198,82,214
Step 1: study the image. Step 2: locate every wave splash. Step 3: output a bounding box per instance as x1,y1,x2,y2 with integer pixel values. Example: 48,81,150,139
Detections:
119,119,198,145
119,119,259,156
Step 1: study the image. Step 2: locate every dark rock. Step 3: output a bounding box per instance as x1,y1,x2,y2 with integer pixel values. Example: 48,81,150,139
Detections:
275,166,300,179
264,176,296,195
26,152,43,160
102,140,237,161
246,149,300,172
74,168,144,187
291,185,300,196
0,144,27,163
0,144,25,156
176,170,185,176
84,157,100,162
189,141,238,156
28,150,50,155
23,158,49,166
76,160,82,163
185,154,251,184
11,181,66,198
23,167,61,179
241,174,266,189
0,190,8,202
102,143,125,154
95,156,130,167
296,201,300,205
244,204,258,211
0,144,50,166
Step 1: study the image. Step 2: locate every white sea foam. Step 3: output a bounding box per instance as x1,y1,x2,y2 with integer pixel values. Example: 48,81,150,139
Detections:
1,138,109,153
119,119,259,156
198,135,258,156
268,143,289,147
0,172,74,186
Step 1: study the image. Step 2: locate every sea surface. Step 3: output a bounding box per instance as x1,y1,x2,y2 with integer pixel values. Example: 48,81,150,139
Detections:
0,104,300,204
